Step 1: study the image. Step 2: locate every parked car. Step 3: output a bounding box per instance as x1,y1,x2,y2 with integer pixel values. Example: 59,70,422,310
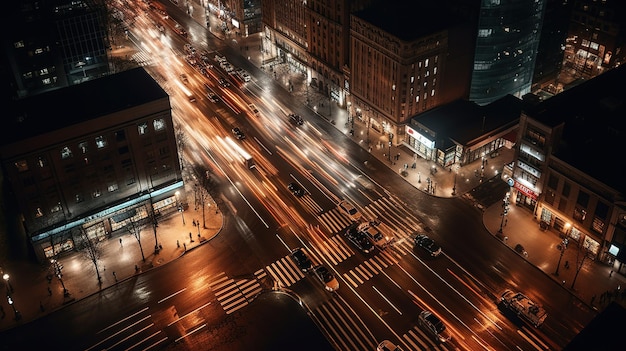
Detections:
288,182,305,197
290,248,312,272
338,200,362,222
377,340,403,351
232,127,245,140
417,310,451,343
414,234,442,257
344,224,374,254
313,265,339,292
289,113,304,126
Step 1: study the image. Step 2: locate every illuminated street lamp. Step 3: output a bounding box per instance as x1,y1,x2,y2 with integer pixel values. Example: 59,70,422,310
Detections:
497,191,511,234
3,273,20,320
50,259,69,297
554,237,569,276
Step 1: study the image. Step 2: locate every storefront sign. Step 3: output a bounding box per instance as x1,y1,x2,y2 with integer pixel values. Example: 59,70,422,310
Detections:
406,126,434,148
514,180,538,200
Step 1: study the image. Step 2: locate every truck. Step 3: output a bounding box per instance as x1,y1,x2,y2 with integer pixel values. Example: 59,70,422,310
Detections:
500,290,547,327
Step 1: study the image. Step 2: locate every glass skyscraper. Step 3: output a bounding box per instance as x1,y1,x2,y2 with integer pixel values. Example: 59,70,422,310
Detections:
469,0,546,105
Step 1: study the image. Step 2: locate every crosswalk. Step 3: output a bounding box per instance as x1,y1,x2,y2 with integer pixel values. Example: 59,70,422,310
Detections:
207,271,263,314
264,255,306,288
402,325,456,351
132,51,153,66
341,250,400,288
85,307,167,351
313,297,379,351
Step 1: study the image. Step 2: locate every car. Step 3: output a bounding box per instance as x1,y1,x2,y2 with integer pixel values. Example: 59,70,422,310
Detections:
232,127,245,140
377,340,403,351
338,200,362,222
218,77,231,87
179,73,188,83
344,224,374,254
418,310,451,343
207,92,219,103
358,221,391,249
290,248,312,272
414,234,442,257
289,113,304,126
288,182,305,197
248,103,260,116
313,265,339,292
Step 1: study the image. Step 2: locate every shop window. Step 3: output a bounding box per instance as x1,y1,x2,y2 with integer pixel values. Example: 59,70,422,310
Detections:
15,160,29,172
153,118,166,131
95,136,107,149
138,123,148,135
573,206,587,223
61,146,73,159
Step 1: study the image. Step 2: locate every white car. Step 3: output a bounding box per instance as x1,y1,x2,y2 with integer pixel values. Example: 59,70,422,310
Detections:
358,221,391,249
338,200,362,222
377,340,403,351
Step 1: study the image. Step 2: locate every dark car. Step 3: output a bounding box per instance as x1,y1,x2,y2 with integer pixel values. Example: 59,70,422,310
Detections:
232,127,245,140
289,113,304,126
313,265,339,292
288,182,305,197
344,224,374,254
418,310,451,343
219,77,231,87
290,248,312,272
207,92,219,103
414,234,442,257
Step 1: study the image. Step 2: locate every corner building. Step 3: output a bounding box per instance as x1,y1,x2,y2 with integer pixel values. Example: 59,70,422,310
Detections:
0,68,183,262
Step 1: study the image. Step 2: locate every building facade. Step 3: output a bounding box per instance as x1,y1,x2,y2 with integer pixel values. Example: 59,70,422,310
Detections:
469,0,546,105
1,0,110,99
511,65,626,267
0,68,183,262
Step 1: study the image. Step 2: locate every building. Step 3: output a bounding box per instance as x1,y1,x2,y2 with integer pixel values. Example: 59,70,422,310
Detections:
405,95,521,170
0,0,110,99
560,0,626,84
349,1,472,145
469,0,546,105
0,68,183,262
206,0,263,36
511,65,626,266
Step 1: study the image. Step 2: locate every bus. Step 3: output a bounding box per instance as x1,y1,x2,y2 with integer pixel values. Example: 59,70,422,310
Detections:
224,136,255,169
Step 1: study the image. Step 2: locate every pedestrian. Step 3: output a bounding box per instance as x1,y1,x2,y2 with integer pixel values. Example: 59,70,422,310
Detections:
591,294,596,305
177,240,180,248
113,271,117,282
610,270,614,277
135,265,139,272
189,232,194,242
47,286,52,296
564,260,570,269
183,243,187,250
197,233,201,240
119,238,123,246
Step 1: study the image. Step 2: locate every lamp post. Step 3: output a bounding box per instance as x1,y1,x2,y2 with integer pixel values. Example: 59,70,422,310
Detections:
452,173,457,196
50,259,69,297
175,191,185,225
497,191,511,234
554,238,569,276
3,273,20,320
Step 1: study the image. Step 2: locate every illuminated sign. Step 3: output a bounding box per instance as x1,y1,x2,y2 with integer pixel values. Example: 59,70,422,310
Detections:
514,180,538,200
406,126,435,148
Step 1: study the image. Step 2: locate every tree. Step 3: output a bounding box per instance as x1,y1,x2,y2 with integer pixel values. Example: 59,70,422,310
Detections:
570,241,595,290
174,124,187,170
125,209,146,261
193,165,220,228
76,227,104,283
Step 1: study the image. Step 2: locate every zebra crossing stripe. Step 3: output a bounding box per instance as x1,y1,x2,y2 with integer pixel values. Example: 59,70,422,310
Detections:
211,277,234,292
330,236,352,258
318,212,336,233
267,263,290,286
354,266,371,280
349,270,364,285
280,257,303,283
369,256,385,271
343,273,358,288
405,329,430,350
283,257,305,280
362,260,377,276
254,269,267,280
223,299,248,314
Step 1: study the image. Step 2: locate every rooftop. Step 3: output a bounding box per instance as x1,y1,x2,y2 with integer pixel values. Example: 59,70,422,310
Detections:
3,67,168,146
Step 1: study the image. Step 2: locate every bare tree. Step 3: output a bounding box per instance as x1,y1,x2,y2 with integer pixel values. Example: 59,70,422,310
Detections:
125,212,146,262
175,124,187,170
194,165,220,227
76,227,104,283
570,241,595,290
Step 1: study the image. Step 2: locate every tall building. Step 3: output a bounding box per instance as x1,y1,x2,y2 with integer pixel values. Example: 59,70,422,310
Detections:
469,0,546,105
0,68,183,262
511,64,626,264
349,2,471,144
0,0,110,99
206,0,263,36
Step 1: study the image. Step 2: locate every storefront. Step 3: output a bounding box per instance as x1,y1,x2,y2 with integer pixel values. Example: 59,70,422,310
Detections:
537,204,601,259
405,125,436,161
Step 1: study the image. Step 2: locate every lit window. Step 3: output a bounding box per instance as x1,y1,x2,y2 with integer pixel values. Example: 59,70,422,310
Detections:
415,95,419,103
95,136,107,148
15,160,29,172
35,208,43,218
153,118,166,131
391,84,396,91
108,183,119,192
425,59,429,67
61,146,72,159
431,89,435,96
37,157,47,167
40,68,49,75
433,67,437,75
138,123,148,135
23,72,33,79
14,41,24,48
79,142,88,153
410,76,414,83
93,190,101,198
35,48,43,54
51,203,62,213
75,194,84,203
42,78,52,85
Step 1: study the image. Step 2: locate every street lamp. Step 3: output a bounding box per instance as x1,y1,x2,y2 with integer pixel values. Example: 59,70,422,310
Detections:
452,173,457,196
175,191,185,225
3,273,20,320
497,191,511,234
50,259,69,297
554,237,569,276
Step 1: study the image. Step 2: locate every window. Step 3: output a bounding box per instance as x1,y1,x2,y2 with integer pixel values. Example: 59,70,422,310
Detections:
115,130,126,141
40,68,49,75
138,122,148,135
75,194,84,203
95,136,107,149
61,146,72,159
153,118,166,131
92,190,101,198
573,207,587,223
35,207,43,218
37,157,47,168
15,160,29,172
79,142,88,154
576,191,590,207
51,203,62,213
108,183,119,192
118,146,129,155
547,174,558,190
14,40,24,48
562,182,571,197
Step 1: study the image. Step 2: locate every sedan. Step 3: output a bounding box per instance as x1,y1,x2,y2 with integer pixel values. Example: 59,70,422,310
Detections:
287,182,305,197
418,310,451,343
290,248,312,272
344,224,374,254
313,265,339,292
414,234,442,257
232,127,245,140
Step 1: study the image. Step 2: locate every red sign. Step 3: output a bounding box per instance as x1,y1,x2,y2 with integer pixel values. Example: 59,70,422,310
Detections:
514,181,538,200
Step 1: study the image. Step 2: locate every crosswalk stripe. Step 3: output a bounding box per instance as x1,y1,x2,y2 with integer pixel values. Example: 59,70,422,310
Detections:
323,303,367,351
362,260,377,276
265,264,287,287
343,273,358,288
406,329,431,350
373,255,389,269
349,270,364,285
277,258,298,284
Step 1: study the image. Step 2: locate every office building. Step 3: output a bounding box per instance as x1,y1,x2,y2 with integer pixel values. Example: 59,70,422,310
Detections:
207,0,263,36
1,0,110,99
0,68,183,262
511,64,626,264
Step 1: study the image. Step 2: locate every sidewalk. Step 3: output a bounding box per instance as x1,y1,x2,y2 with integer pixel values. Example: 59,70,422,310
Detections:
0,168,224,332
